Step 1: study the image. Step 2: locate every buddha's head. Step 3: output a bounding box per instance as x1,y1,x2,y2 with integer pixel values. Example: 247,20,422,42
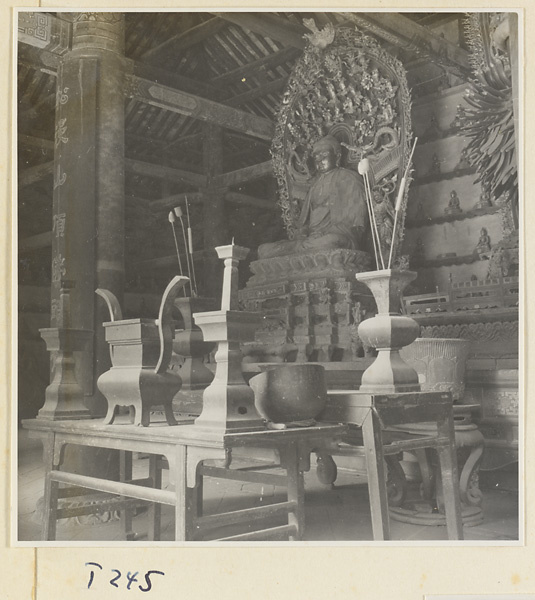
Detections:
312,135,341,174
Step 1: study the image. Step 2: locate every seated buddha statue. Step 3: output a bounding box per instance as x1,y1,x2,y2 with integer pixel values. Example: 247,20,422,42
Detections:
258,135,368,259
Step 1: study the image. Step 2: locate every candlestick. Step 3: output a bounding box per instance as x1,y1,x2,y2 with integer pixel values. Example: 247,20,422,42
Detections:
216,243,249,311
193,243,264,433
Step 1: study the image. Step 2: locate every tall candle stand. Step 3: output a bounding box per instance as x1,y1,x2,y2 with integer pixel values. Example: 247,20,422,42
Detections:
193,244,265,432
38,281,92,420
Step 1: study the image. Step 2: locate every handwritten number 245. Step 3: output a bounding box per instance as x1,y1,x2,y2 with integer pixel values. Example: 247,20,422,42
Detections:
85,563,164,592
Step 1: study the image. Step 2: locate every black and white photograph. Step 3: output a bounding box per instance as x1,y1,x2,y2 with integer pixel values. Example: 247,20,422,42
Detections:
15,9,522,547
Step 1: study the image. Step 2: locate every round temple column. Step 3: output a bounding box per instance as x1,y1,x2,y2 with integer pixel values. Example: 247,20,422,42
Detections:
51,13,125,416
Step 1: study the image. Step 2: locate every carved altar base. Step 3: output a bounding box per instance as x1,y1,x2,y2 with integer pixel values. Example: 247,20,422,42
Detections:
240,248,374,363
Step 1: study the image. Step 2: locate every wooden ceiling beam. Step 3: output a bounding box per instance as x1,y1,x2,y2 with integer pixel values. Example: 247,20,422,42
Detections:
18,134,54,151
225,191,276,211
126,75,274,141
150,190,275,211
225,76,288,107
19,161,54,188
129,59,222,100
151,192,204,212
214,12,307,49
19,231,53,253
137,251,206,272
341,12,471,76
415,13,461,27
211,46,300,85
125,158,207,187
141,17,228,62
213,160,273,188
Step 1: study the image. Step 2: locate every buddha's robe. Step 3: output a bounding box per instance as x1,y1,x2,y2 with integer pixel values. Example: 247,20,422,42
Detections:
258,167,368,259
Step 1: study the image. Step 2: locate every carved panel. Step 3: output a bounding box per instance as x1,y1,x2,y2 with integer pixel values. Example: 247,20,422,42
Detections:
420,321,518,343
18,12,50,46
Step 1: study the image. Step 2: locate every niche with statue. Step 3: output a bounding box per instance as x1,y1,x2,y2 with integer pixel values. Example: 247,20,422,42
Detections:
241,22,414,363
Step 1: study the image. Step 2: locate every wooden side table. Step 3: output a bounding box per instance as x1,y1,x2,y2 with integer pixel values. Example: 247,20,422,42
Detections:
23,419,347,542
321,391,464,541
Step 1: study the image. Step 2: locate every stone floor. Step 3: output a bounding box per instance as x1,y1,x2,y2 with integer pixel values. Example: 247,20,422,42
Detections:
17,427,519,543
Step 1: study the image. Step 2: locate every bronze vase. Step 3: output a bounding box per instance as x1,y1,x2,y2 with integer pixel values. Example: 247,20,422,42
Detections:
356,269,421,393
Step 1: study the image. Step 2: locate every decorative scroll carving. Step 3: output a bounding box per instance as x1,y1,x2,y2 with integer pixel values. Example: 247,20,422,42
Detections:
18,12,50,45
18,12,70,55
271,24,413,263
72,13,123,24
420,320,518,343
246,248,372,287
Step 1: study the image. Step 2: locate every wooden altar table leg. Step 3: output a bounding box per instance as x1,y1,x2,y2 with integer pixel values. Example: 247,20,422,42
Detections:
173,444,189,541
362,408,391,541
119,450,135,540
284,442,305,541
436,413,464,540
148,454,162,541
42,432,59,541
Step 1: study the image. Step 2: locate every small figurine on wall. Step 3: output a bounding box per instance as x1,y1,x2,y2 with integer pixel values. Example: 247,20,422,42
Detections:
450,104,467,131
429,152,441,175
445,190,462,215
423,113,442,139
475,186,493,209
455,147,471,170
475,227,492,259
412,236,425,261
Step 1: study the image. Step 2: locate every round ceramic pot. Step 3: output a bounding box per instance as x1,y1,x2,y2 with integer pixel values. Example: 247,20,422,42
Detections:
249,363,327,423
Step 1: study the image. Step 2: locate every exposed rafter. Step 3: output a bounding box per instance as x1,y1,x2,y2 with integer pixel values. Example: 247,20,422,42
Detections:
141,17,227,62
341,12,471,77
225,77,288,107
213,12,307,49
129,59,223,101
210,46,300,85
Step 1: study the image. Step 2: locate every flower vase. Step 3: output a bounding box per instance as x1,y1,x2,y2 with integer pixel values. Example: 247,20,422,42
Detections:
356,269,420,393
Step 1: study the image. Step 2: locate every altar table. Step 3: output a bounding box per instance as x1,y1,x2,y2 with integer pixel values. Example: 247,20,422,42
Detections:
23,418,347,542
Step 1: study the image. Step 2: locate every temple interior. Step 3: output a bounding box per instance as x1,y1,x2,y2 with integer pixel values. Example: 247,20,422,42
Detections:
17,11,520,544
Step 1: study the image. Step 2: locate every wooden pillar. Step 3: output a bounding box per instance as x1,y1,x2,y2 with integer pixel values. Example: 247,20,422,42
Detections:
51,13,126,416
201,123,228,299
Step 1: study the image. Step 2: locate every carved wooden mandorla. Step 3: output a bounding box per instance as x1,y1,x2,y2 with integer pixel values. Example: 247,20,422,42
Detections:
271,23,413,261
